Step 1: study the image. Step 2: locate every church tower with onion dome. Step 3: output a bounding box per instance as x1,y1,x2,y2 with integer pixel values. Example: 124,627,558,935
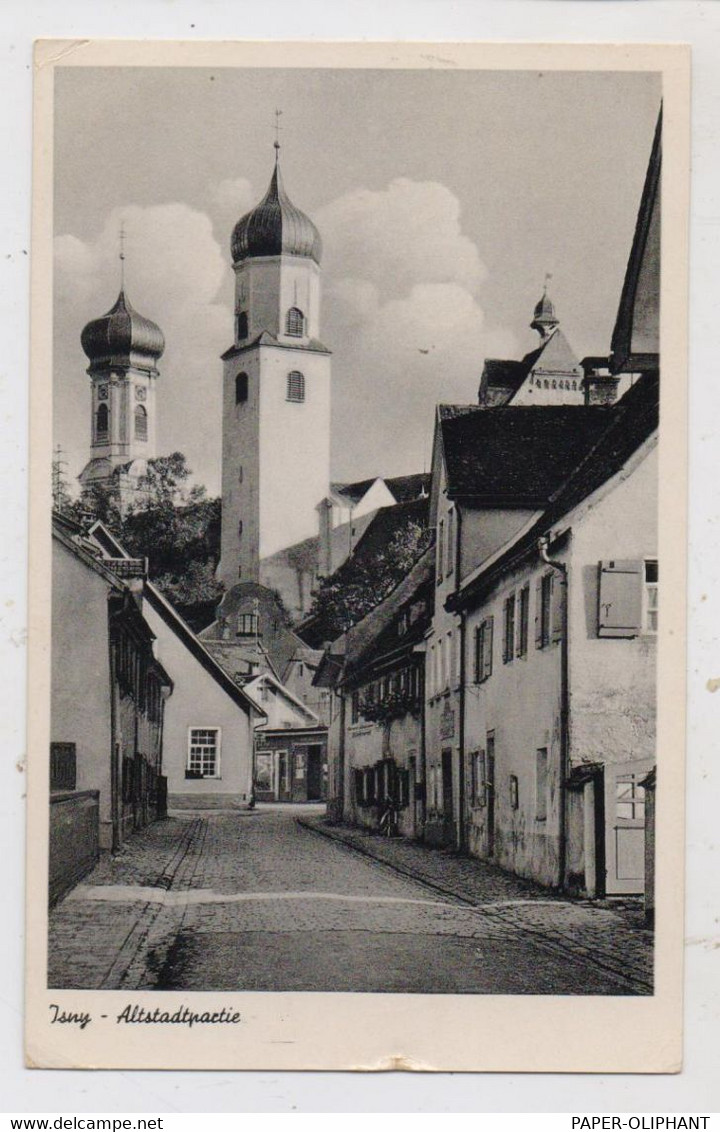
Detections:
78,246,165,514
218,145,332,587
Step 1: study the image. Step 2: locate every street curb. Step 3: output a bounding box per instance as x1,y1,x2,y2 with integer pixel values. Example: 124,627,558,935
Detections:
297,816,517,910
297,817,654,994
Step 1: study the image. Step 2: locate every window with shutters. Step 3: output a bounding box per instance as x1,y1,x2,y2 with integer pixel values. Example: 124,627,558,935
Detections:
286,370,305,402
643,559,658,633
535,573,553,648
517,584,530,657
536,748,548,821
235,372,248,403
473,617,494,683
597,559,644,638
285,307,305,337
471,750,486,807
446,509,455,577
503,593,516,663
510,775,519,811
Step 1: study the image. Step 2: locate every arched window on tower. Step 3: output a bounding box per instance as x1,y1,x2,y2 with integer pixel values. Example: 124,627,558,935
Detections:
286,371,305,403
236,311,248,341
235,372,248,404
134,403,148,441
96,402,109,442
285,307,305,337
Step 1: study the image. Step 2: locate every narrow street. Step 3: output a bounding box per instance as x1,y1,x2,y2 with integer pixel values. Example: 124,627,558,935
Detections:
49,806,653,995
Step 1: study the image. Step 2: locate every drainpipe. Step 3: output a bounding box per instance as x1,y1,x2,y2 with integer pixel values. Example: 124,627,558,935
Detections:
455,506,466,853
538,536,568,891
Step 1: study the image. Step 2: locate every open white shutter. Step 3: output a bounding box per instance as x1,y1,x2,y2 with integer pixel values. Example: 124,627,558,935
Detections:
598,560,643,638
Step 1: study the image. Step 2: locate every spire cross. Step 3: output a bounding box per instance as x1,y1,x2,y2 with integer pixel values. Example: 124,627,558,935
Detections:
543,271,552,295
119,220,126,290
273,108,283,157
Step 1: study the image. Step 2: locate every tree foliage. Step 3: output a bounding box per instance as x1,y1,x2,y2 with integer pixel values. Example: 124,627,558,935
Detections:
307,517,432,641
64,454,223,618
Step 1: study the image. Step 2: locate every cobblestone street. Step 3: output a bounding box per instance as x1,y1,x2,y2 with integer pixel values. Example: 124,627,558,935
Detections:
48,806,653,995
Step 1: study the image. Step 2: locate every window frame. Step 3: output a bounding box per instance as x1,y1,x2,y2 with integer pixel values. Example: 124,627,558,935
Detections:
95,401,109,442
134,403,148,441
642,558,659,635
535,747,548,822
503,592,516,664
285,307,305,337
187,726,221,779
517,584,530,657
235,372,249,404
286,370,306,403
236,613,259,637
473,616,494,683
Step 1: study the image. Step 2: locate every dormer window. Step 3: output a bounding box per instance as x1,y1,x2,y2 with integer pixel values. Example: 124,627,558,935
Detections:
96,402,109,442
286,307,305,337
236,613,259,637
236,311,248,341
134,404,148,441
286,371,305,403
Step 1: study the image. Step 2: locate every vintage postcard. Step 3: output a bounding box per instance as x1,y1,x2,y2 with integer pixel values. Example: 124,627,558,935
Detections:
27,40,689,1071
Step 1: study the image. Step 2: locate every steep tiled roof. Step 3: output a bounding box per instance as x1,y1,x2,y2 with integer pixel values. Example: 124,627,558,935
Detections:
342,548,435,680
448,372,659,611
439,403,613,506
297,496,430,648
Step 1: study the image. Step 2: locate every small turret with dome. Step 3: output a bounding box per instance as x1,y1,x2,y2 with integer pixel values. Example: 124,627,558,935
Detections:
81,289,165,375
78,227,164,513
530,277,560,341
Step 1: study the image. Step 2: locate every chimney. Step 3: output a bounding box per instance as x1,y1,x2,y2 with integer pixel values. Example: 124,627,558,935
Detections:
581,357,620,407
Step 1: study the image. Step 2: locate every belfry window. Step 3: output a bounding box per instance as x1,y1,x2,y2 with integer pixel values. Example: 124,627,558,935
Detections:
96,402,109,442
134,404,148,441
235,372,248,404
285,307,305,337
286,371,305,403
236,311,248,341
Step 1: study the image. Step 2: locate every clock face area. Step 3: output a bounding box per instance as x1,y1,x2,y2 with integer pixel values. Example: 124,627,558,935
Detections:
135,386,147,402
97,384,109,400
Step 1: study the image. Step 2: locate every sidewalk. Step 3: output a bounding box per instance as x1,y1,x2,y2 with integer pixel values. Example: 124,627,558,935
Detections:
299,815,654,992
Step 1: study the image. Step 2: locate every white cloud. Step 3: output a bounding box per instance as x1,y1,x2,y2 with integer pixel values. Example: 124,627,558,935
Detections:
54,202,233,495
316,180,516,479
316,178,487,300
54,178,516,497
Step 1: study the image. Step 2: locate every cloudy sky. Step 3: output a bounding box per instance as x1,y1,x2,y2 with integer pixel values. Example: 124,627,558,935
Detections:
54,66,661,495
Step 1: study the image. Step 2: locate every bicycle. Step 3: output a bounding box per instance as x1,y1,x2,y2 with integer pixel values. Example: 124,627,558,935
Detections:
378,798,400,838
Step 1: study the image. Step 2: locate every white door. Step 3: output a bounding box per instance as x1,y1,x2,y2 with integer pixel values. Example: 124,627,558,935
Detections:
604,759,652,894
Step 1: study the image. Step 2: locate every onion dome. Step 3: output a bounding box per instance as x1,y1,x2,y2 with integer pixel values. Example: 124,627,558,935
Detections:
231,159,322,266
530,285,560,340
81,290,165,372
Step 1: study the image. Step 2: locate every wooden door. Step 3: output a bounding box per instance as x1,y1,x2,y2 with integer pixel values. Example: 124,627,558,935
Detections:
306,746,323,801
604,759,652,894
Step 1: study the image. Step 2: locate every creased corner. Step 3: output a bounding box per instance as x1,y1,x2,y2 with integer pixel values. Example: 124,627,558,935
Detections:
34,40,91,71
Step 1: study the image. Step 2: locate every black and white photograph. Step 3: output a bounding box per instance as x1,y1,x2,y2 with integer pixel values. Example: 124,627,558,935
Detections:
26,40,689,1073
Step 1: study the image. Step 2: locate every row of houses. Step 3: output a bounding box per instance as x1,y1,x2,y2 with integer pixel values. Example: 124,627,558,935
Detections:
50,514,329,904
314,110,661,901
